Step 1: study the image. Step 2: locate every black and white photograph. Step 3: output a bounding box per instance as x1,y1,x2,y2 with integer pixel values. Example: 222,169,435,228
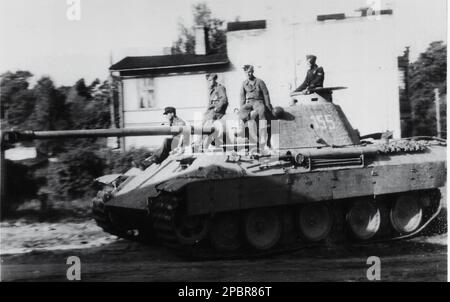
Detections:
0,0,447,285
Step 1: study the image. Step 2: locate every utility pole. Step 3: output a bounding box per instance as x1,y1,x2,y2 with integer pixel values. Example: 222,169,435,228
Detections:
108,51,120,149
109,51,116,129
0,143,5,209
434,88,441,138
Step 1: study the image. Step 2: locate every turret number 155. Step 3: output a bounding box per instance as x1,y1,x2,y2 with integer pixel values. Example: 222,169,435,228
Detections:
310,114,336,130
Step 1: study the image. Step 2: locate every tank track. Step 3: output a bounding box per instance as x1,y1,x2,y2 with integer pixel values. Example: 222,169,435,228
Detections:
147,188,443,260
149,194,318,260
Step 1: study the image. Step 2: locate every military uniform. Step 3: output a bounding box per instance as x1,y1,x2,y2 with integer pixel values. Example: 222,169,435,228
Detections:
161,116,186,127
151,112,186,164
239,77,273,122
238,75,273,149
295,64,325,93
204,83,228,121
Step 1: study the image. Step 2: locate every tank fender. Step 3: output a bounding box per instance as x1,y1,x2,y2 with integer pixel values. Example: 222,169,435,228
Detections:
95,174,123,185
95,167,143,185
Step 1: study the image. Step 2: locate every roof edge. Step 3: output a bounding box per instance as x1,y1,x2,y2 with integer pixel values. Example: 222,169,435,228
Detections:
110,60,229,72
227,20,266,32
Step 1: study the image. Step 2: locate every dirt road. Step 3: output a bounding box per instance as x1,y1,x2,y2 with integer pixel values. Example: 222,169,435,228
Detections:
1,218,446,281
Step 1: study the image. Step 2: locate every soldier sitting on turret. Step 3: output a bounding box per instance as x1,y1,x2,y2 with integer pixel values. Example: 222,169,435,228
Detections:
204,73,228,121
294,54,325,94
200,73,228,149
143,106,186,166
238,65,274,151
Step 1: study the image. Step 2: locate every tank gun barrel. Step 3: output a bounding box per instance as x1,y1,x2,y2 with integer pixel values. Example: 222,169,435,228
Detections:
1,125,214,145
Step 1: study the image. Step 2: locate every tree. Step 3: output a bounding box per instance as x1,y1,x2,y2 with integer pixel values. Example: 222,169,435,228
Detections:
26,76,71,154
0,70,34,122
6,89,36,127
409,41,447,137
66,78,111,130
171,2,226,54
28,77,57,130
1,72,121,209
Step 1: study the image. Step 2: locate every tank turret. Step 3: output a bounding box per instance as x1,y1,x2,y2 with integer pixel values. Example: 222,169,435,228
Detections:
273,88,360,150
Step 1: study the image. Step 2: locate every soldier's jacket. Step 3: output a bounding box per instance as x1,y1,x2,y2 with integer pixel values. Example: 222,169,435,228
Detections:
208,83,228,114
161,116,186,148
240,77,272,110
296,65,325,92
161,116,186,127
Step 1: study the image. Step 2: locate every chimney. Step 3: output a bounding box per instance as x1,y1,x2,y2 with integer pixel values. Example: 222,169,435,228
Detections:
194,25,209,55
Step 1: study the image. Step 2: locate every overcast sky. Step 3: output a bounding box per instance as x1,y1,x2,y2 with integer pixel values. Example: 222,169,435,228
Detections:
0,0,446,86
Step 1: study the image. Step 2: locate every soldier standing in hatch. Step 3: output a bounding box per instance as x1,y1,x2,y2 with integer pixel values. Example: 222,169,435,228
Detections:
238,65,274,151
295,54,325,94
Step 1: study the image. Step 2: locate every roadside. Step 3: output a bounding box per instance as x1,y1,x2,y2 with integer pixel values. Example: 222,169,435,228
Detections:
0,219,118,255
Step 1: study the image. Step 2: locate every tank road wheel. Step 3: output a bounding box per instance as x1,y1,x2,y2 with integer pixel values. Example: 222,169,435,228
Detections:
346,200,381,240
298,204,333,242
174,214,210,245
209,212,242,251
390,195,423,234
244,208,282,250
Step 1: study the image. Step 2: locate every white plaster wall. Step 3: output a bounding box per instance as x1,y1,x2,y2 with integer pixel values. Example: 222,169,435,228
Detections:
122,74,209,149
292,16,401,137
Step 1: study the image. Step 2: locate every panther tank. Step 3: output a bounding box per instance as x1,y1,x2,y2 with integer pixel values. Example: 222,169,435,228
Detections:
2,87,446,258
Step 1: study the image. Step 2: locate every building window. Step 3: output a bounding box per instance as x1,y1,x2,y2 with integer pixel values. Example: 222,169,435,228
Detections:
138,78,156,108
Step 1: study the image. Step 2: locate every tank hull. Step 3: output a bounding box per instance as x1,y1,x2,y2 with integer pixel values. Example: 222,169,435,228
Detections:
94,142,446,257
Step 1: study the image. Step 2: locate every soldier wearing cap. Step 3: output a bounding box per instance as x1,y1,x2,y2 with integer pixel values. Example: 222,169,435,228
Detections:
238,65,273,150
161,106,185,127
197,74,228,149
204,73,228,121
144,106,186,165
295,55,325,94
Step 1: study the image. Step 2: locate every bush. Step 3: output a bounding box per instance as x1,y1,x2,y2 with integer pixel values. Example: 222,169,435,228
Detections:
43,147,152,201
3,145,154,218
46,148,105,200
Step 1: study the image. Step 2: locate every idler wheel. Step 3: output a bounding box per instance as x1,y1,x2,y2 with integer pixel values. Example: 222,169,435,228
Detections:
346,200,381,240
244,208,282,250
174,214,210,245
209,212,242,251
298,204,333,242
390,195,423,234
